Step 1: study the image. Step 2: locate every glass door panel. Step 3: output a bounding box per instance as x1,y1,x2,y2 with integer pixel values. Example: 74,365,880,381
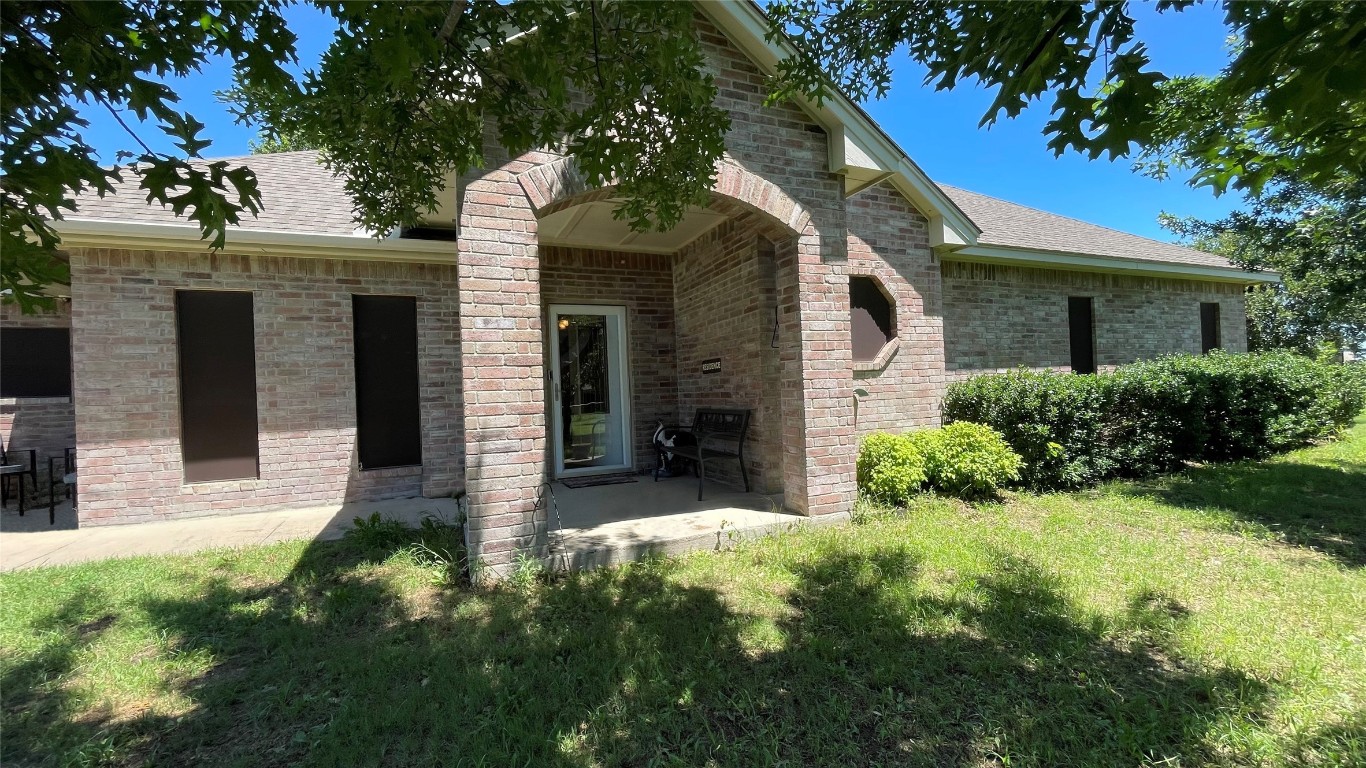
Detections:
549,306,630,476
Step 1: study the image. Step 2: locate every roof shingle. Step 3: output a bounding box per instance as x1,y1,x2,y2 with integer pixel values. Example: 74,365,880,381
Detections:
70,150,1238,272
936,183,1236,269
71,150,359,237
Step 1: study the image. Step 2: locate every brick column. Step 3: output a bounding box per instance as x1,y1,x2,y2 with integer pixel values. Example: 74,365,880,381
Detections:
456,167,548,577
775,227,857,518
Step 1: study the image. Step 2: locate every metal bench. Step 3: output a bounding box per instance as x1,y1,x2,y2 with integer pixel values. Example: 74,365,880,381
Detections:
655,408,752,501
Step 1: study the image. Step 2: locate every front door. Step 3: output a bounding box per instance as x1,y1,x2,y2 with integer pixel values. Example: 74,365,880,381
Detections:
548,305,631,477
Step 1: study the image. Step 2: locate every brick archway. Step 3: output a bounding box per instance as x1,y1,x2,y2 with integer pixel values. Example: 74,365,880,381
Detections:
518,157,814,241
456,153,856,578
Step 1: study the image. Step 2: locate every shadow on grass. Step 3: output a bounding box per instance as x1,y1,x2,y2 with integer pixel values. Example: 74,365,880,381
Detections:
4,528,1285,767
1,589,121,764
1115,452,1366,568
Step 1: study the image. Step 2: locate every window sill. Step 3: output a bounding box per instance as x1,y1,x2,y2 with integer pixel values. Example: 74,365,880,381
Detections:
358,464,424,475
181,477,264,491
0,396,73,406
853,337,900,374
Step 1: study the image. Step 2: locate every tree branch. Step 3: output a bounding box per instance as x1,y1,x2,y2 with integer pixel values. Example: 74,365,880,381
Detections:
438,0,467,44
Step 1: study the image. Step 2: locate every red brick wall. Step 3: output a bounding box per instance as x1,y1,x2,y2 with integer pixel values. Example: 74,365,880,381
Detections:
1,300,76,490
695,12,856,516
68,248,463,525
672,215,785,493
942,261,1249,378
845,181,945,435
455,11,856,575
539,247,677,472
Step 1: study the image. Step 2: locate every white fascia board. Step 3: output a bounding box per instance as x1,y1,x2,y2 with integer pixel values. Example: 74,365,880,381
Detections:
946,244,1281,284
54,219,457,263
698,1,981,245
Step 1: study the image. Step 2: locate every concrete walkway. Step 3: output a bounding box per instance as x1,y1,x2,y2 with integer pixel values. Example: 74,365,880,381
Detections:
1,479,849,573
0,497,461,572
546,478,832,569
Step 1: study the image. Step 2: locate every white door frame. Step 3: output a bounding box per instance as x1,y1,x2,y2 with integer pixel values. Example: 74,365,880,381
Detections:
547,304,632,478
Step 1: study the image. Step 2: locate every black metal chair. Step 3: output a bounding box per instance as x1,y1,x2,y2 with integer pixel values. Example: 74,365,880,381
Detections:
1,440,36,514
47,447,75,525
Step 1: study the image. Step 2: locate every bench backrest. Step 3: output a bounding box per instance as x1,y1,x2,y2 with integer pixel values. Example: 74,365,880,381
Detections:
691,408,751,441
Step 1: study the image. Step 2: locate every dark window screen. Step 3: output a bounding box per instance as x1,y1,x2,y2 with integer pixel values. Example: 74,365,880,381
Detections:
353,295,422,469
1,328,72,397
850,276,895,362
176,291,259,483
1200,302,1222,353
1068,297,1096,374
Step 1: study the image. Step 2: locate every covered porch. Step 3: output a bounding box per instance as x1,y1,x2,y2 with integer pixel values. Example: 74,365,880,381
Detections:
456,159,859,578
541,476,816,570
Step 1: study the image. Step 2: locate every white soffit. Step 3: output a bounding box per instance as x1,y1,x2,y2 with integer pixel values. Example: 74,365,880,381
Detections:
539,202,729,254
419,169,462,229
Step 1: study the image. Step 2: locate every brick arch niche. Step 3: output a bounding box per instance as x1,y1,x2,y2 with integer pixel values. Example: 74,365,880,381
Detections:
455,153,857,578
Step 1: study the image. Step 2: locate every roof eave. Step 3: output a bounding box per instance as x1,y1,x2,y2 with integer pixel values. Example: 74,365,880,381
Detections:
53,219,457,263
698,0,980,247
944,244,1281,285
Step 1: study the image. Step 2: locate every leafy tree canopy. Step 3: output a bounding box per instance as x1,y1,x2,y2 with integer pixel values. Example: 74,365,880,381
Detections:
1141,68,1365,354
1161,171,1366,354
767,1,1366,196
2,0,726,309
7,0,1365,313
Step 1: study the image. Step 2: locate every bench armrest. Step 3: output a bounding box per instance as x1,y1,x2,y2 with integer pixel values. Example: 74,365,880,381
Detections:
15,449,37,476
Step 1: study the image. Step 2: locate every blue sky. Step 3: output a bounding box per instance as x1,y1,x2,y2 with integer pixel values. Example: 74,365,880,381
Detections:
72,2,1241,243
863,1,1243,241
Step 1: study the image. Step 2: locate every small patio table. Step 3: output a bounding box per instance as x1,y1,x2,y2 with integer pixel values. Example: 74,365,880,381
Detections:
1,463,28,513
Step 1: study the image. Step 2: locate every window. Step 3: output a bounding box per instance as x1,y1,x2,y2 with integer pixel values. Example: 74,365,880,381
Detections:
176,291,259,483
850,276,895,363
0,328,71,398
352,295,422,469
1200,302,1221,353
1068,297,1096,374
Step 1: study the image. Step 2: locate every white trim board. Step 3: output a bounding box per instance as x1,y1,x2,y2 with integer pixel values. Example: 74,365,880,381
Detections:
53,219,457,263
943,244,1280,284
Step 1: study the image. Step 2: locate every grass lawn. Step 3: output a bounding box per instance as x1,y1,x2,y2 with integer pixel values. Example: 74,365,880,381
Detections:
3,422,1364,767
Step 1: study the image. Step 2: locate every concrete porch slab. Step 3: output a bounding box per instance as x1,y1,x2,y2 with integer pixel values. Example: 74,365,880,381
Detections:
0,496,461,572
543,476,844,570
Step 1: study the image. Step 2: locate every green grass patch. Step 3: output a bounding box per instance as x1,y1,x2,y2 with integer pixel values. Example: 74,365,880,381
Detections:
4,423,1365,767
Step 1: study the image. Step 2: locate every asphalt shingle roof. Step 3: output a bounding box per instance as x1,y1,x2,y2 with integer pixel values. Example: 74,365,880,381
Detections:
71,150,1236,271
71,150,359,236
936,184,1237,270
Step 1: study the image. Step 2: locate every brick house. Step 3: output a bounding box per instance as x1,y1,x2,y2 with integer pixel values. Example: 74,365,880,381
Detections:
3,1,1272,573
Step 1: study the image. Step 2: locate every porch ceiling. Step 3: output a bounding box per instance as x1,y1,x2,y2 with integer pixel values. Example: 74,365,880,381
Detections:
538,201,729,254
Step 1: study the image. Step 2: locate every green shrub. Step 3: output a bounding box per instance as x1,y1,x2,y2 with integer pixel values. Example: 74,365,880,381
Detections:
1123,351,1363,459
910,422,1022,499
943,351,1366,491
856,432,927,505
940,369,1110,489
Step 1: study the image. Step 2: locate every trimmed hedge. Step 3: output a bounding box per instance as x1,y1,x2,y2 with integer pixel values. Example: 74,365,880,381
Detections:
943,351,1366,490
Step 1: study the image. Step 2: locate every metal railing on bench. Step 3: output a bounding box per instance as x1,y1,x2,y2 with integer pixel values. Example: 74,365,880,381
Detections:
654,408,752,501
